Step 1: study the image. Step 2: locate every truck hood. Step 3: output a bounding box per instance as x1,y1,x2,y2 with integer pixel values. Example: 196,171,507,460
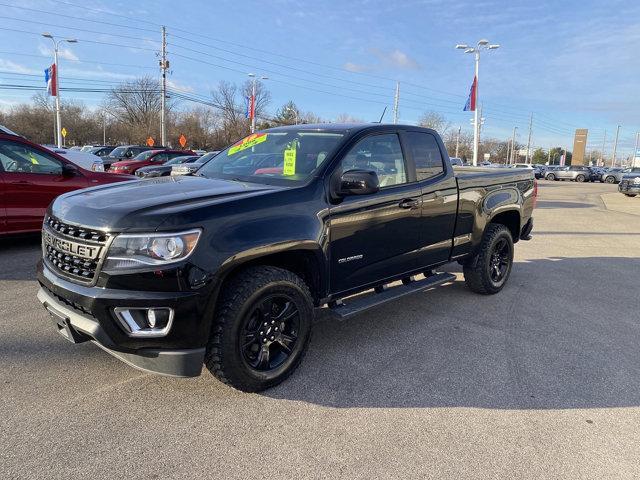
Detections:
50,175,281,231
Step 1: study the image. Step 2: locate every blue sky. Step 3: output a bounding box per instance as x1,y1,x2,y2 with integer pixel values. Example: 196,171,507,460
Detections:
1,0,639,155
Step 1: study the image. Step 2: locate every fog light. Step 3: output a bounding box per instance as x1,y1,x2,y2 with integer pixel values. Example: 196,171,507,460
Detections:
114,307,174,337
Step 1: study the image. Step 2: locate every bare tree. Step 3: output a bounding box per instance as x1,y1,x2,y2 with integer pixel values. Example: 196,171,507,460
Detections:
418,111,451,134
334,113,365,123
104,77,166,143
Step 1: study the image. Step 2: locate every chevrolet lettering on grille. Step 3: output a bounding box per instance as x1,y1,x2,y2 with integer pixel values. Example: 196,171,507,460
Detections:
43,230,101,260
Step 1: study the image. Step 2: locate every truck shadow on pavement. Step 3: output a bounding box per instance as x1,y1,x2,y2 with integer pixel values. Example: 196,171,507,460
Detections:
266,256,640,410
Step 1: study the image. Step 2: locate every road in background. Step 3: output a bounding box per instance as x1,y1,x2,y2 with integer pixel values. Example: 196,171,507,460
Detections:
1,182,639,479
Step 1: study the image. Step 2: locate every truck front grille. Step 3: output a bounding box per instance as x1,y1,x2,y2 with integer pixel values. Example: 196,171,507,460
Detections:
43,216,109,285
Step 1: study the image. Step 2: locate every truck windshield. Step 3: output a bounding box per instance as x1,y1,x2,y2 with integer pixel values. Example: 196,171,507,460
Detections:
197,130,344,185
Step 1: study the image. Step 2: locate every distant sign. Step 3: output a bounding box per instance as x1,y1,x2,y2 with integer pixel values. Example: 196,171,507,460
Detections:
179,134,187,148
146,137,155,147
61,127,67,138
483,153,490,160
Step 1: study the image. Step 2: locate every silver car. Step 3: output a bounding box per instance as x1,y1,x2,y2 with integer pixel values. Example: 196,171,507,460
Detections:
545,165,591,182
600,168,630,184
618,168,640,196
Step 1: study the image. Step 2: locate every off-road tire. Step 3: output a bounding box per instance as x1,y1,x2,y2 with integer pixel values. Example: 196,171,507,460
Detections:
463,224,514,295
205,266,313,392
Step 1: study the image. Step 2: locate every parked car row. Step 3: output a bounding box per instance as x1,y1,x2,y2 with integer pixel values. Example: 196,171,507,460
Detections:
0,127,221,235
536,165,635,183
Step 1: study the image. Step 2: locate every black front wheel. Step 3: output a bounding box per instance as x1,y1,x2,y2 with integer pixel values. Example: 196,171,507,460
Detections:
463,224,514,295
205,266,313,392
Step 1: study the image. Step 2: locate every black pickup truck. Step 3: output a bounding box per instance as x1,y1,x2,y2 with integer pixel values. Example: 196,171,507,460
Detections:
37,124,535,392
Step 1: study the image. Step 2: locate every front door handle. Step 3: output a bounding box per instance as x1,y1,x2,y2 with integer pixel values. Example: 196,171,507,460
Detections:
399,198,419,209
9,180,32,185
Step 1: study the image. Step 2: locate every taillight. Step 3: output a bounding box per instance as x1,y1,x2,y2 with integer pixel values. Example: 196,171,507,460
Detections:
533,179,538,208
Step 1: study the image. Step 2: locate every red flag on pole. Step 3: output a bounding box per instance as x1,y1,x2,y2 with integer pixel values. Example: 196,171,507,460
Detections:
248,94,255,121
44,64,57,97
463,76,477,111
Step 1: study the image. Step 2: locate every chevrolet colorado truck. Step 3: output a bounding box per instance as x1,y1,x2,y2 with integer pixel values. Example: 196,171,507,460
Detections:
37,124,535,392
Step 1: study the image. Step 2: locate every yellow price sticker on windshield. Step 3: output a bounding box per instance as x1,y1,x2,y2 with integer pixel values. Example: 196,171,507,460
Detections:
228,133,267,156
283,148,296,176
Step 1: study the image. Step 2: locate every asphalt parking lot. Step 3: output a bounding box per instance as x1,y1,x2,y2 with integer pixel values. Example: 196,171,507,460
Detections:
1,181,639,479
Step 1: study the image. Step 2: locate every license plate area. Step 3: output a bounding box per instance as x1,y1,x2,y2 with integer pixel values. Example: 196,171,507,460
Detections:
46,307,88,344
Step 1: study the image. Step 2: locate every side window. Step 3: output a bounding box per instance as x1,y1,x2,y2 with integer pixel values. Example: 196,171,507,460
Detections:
340,133,407,188
154,153,169,162
405,132,444,181
0,140,63,175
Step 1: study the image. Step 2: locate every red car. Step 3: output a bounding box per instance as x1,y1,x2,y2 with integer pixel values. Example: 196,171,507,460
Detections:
0,132,133,235
110,149,195,174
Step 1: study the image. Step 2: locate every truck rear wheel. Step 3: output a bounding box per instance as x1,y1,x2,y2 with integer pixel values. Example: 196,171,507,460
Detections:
463,224,514,295
205,266,313,392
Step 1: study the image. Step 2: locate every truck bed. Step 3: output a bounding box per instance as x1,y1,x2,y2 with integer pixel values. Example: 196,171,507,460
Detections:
454,166,534,190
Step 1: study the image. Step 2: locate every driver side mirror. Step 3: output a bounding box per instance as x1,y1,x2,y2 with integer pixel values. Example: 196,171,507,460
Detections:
336,169,379,197
62,163,78,176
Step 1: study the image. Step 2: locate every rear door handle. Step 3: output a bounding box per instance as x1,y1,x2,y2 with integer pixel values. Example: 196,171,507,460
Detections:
9,180,32,185
399,198,419,209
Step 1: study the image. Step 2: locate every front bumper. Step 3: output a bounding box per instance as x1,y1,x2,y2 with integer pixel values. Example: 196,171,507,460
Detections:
619,182,640,194
37,262,211,377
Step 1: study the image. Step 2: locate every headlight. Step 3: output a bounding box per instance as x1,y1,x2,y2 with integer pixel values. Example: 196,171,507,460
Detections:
92,162,105,172
103,229,201,272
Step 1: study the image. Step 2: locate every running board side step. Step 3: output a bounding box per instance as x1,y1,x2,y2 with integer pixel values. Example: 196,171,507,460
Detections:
326,272,457,320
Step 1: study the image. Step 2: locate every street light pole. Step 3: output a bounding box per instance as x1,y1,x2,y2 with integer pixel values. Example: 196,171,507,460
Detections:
510,126,518,164
633,132,640,168
456,40,500,166
42,33,77,148
611,124,620,167
248,73,268,133
455,125,461,158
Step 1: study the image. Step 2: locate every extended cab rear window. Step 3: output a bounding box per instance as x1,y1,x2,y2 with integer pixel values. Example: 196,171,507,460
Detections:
405,132,444,181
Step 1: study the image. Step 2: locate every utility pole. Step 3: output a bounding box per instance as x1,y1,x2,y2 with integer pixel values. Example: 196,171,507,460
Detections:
633,132,640,168
611,124,620,167
160,26,168,147
392,81,400,124
510,126,518,164
547,148,551,165
455,125,461,158
102,112,106,145
600,130,606,166
525,112,533,163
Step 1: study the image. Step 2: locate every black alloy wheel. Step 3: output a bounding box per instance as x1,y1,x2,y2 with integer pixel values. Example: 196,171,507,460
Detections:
489,237,511,283
240,295,300,372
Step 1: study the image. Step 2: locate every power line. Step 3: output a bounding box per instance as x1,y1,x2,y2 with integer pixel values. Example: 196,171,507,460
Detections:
0,15,160,45
0,50,157,70
0,26,159,52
